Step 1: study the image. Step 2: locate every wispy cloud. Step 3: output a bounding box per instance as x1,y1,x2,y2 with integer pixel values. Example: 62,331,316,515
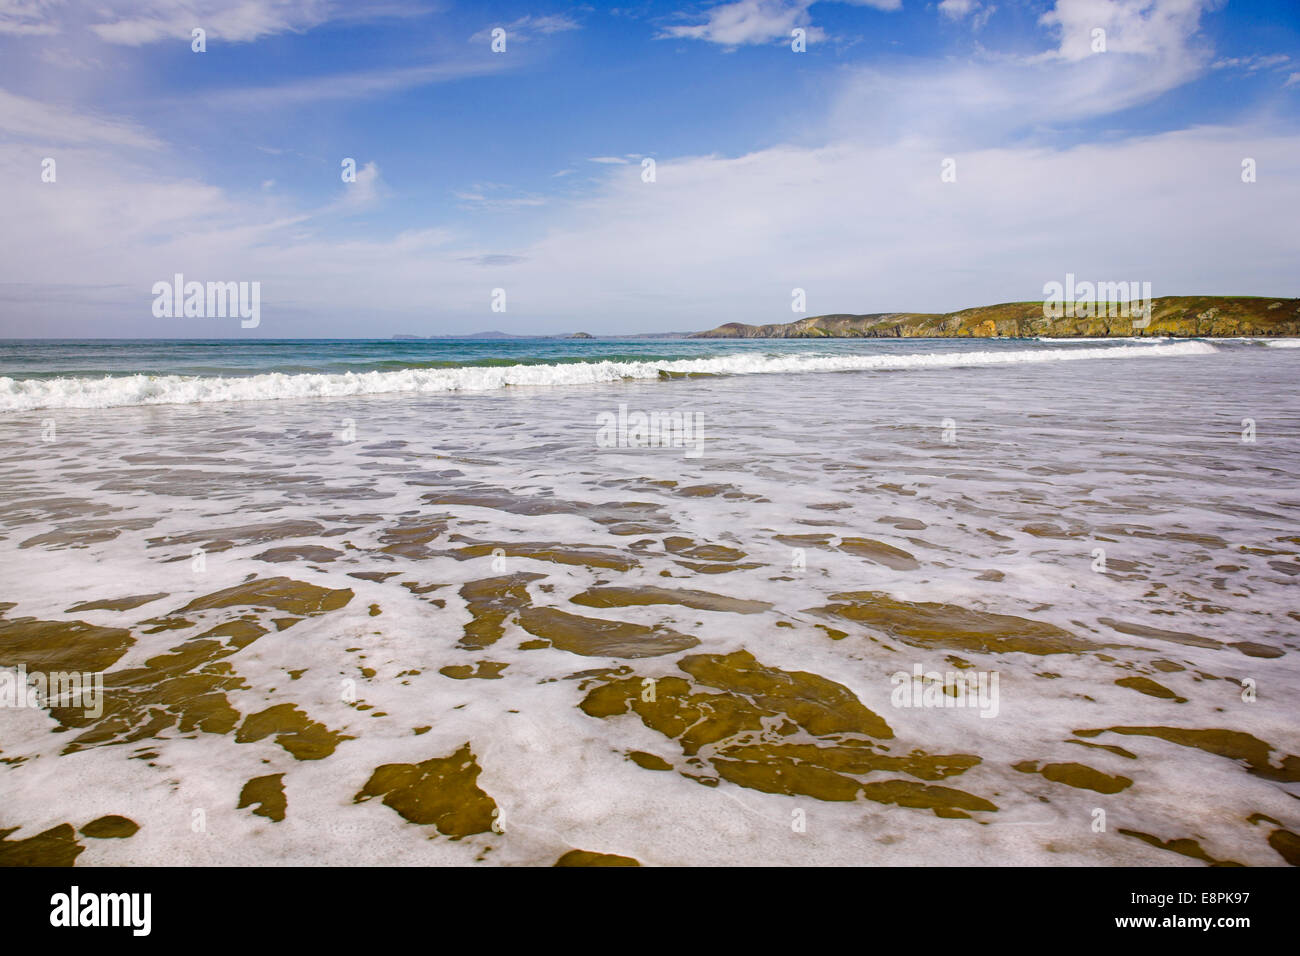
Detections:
198,58,508,110
457,254,529,266
1212,53,1289,72
453,182,547,210
88,0,343,46
939,0,976,17
659,0,898,47
1,0,1295,337
469,14,581,44
830,0,1221,149
1,0,430,45
939,0,995,31
0,88,162,148
0,0,61,36
660,0,822,47
36,46,103,69
339,161,382,208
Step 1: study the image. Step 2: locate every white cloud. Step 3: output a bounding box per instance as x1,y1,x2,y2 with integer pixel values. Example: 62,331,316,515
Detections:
0,0,62,36
660,0,823,47
89,0,337,46
1,0,427,45
0,88,162,148
659,0,899,47
469,14,581,44
831,0,1220,147
341,161,381,207
452,182,547,210
4,113,1297,335
939,0,995,30
1035,0,1216,64
37,46,103,69
1212,53,1290,72
197,59,508,110
0,0,1294,337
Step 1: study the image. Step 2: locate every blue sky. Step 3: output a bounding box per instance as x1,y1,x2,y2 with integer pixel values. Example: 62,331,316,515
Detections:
1,0,1298,337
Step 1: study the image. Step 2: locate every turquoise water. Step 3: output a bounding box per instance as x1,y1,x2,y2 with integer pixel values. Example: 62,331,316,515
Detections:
0,337,798,378
0,335,1195,379
0,335,1281,412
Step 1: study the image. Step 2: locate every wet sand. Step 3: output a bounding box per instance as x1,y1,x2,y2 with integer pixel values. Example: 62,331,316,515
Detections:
1,346,1297,866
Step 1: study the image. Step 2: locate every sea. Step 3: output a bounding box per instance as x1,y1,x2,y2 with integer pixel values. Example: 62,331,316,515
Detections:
0,335,1296,865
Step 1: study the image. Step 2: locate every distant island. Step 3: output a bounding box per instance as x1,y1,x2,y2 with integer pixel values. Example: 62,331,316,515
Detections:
393,330,532,340
691,296,1300,339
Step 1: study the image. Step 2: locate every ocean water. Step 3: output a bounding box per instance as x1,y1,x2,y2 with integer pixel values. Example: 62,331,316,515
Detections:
0,335,1222,409
0,336,1297,866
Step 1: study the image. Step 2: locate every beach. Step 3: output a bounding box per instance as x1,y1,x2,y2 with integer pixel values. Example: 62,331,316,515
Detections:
0,337,1297,866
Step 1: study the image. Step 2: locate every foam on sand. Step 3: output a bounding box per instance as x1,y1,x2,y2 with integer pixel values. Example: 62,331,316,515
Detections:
0,341,1218,411
0,337,1294,866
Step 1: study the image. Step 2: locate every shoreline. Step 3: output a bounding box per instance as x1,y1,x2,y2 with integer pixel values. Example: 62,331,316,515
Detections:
1,346,1296,866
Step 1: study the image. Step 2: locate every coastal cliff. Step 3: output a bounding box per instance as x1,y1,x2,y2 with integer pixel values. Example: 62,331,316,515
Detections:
690,296,1300,338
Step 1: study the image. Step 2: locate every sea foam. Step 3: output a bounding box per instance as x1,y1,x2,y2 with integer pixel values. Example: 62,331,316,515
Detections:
0,341,1218,411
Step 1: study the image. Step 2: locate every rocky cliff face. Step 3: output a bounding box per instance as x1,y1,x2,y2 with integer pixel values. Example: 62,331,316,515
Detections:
691,297,1300,338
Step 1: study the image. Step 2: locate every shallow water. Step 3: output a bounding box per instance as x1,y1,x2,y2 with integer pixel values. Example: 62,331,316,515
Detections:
0,339,1297,866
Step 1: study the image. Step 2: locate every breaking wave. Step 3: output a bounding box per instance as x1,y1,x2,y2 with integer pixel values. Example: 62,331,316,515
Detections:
0,341,1219,411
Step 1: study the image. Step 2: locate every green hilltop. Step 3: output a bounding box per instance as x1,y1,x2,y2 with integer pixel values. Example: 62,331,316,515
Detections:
690,296,1300,339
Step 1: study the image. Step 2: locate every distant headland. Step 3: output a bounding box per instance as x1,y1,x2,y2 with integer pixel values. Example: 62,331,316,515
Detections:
691,296,1300,339
395,297,1299,341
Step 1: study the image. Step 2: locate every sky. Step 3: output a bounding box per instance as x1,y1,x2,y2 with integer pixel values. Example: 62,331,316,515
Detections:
0,0,1298,338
